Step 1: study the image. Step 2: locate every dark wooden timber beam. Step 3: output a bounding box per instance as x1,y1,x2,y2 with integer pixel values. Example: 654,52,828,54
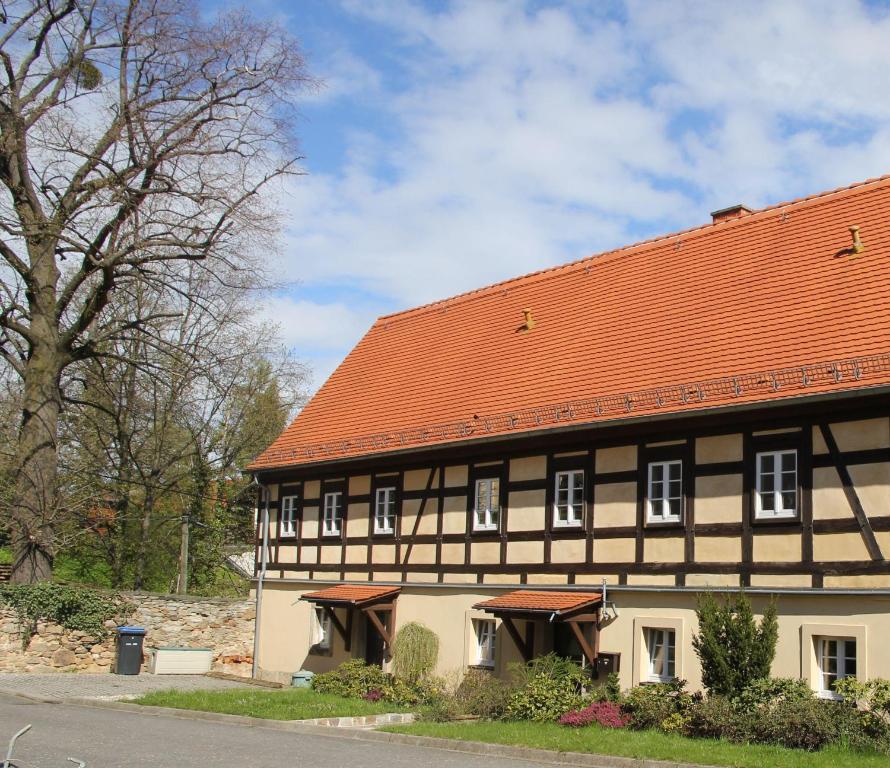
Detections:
364,607,393,647
322,606,349,645
501,617,532,662
819,423,883,561
567,619,598,667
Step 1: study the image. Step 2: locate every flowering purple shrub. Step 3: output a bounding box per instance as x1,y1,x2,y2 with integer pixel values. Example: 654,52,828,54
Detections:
363,689,383,702
559,701,630,728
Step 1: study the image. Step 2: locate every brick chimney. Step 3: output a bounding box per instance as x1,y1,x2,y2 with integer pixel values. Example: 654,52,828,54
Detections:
710,204,753,224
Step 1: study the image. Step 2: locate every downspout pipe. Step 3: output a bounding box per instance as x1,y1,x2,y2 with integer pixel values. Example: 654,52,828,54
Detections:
252,477,270,679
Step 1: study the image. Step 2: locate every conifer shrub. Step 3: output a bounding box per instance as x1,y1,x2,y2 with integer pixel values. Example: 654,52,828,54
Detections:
692,591,778,698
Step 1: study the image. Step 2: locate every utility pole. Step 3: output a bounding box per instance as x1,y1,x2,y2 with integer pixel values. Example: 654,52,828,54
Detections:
176,515,190,594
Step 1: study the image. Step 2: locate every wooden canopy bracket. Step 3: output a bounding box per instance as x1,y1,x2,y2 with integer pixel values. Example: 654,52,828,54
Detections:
501,616,533,662
566,618,599,667
362,600,397,655
322,605,350,650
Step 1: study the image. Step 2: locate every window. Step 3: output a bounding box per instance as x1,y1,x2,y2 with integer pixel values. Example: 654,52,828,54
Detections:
646,628,676,682
280,495,298,537
312,606,331,651
322,491,343,536
473,618,496,667
553,470,584,527
374,487,396,534
818,637,857,698
474,477,501,532
647,461,682,523
756,450,797,518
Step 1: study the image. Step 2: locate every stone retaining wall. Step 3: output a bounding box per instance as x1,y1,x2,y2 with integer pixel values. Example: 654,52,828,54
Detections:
0,591,255,676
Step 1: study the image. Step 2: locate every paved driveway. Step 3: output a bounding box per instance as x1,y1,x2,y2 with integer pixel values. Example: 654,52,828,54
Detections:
0,694,554,768
0,672,250,701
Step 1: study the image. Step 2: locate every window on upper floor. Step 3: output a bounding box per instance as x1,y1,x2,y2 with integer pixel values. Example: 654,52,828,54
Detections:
647,460,682,523
473,618,496,667
755,449,797,519
374,487,397,534
646,627,676,682
553,469,584,527
817,637,856,699
473,477,501,532
280,495,298,537
322,491,343,536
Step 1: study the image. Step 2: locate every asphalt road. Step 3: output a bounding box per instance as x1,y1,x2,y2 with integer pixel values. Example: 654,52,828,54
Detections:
0,694,552,768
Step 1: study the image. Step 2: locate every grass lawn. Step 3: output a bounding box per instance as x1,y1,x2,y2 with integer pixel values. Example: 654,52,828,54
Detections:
382,721,889,768
133,687,411,720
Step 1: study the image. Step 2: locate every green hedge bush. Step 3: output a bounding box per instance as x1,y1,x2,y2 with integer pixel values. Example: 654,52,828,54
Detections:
505,653,587,721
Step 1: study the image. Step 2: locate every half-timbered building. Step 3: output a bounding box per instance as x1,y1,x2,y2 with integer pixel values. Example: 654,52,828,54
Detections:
248,175,890,694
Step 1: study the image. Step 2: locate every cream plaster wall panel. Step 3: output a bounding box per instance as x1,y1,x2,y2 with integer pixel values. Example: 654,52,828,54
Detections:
752,533,801,563
411,499,440,537
268,484,280,502
812,467,848,520
440,543,465,564
373,571,402,581
404,543,437,566
685,573,741,587
695,434,743,464
475,460,504,468
849,463,890,519
400,499,422,536
301,508,319,540
750,574,811,587
596,445,637,473
277,546,297,565
593,537,635,563
528,574,570,585
442,496,468,535
349,475,371,496
289,570,310,579
824,574,890,588
812,425,828,455
814,532,871,562
300,546,317,565
593,482,636,527
575,573,619,584
347,506,369,538
554,451,588,459
644,536,685,563
483,573,521,585
471,541,501,565
345,545,367,565
303,480,320,500
372,544,396,565
509,456,547,482
404,468,437,492
319,545,341,565
445,465,469,488
695,475,742,524
646,440,687,448
344,571,368,581
506,540,544,564
507,489,546,531
410,571,439,583
830,418,890,452
443,572,477,584
695,536,741,563
626,574,676,586
550,538,587,564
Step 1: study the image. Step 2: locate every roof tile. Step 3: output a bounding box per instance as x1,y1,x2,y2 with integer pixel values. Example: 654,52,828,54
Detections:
473,590,602,613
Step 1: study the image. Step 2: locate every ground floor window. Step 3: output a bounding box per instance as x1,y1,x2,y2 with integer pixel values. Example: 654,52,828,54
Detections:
646,627,676,682
473,618,496,667
311,606,331,651
818,637,856,698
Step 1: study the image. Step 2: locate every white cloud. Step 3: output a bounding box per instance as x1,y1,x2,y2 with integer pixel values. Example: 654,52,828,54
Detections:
270,0,890,389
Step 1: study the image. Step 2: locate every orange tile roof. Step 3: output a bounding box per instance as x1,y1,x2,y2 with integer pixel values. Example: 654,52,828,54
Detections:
301,584,400,605
474,590,602,614
250,174,890,471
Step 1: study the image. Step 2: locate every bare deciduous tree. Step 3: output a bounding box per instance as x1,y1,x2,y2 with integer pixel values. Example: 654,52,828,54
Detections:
0,0,312,582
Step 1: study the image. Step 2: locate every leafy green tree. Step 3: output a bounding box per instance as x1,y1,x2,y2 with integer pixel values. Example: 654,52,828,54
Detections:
692,591,778,697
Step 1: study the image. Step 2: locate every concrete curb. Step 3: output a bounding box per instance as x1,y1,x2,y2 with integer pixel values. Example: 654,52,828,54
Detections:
48,697,717,768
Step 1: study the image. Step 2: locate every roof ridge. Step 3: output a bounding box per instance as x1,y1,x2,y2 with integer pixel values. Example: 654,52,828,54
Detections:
376,172,890,325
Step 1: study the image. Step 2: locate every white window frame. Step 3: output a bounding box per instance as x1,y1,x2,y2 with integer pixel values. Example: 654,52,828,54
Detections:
646,627,676,682
818,636,857,699
553,469,584,527
647,460,683,523
322,491,343,536
280,495,298,538
473,618,496,667
374,487,397,534
313,606,331,650
755,449,798,519
473,477,501,532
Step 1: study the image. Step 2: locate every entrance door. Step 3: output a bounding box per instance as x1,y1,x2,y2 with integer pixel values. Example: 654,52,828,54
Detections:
364,613,386,666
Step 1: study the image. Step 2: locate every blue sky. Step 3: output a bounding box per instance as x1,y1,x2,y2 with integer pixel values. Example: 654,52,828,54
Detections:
205,0,890,392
